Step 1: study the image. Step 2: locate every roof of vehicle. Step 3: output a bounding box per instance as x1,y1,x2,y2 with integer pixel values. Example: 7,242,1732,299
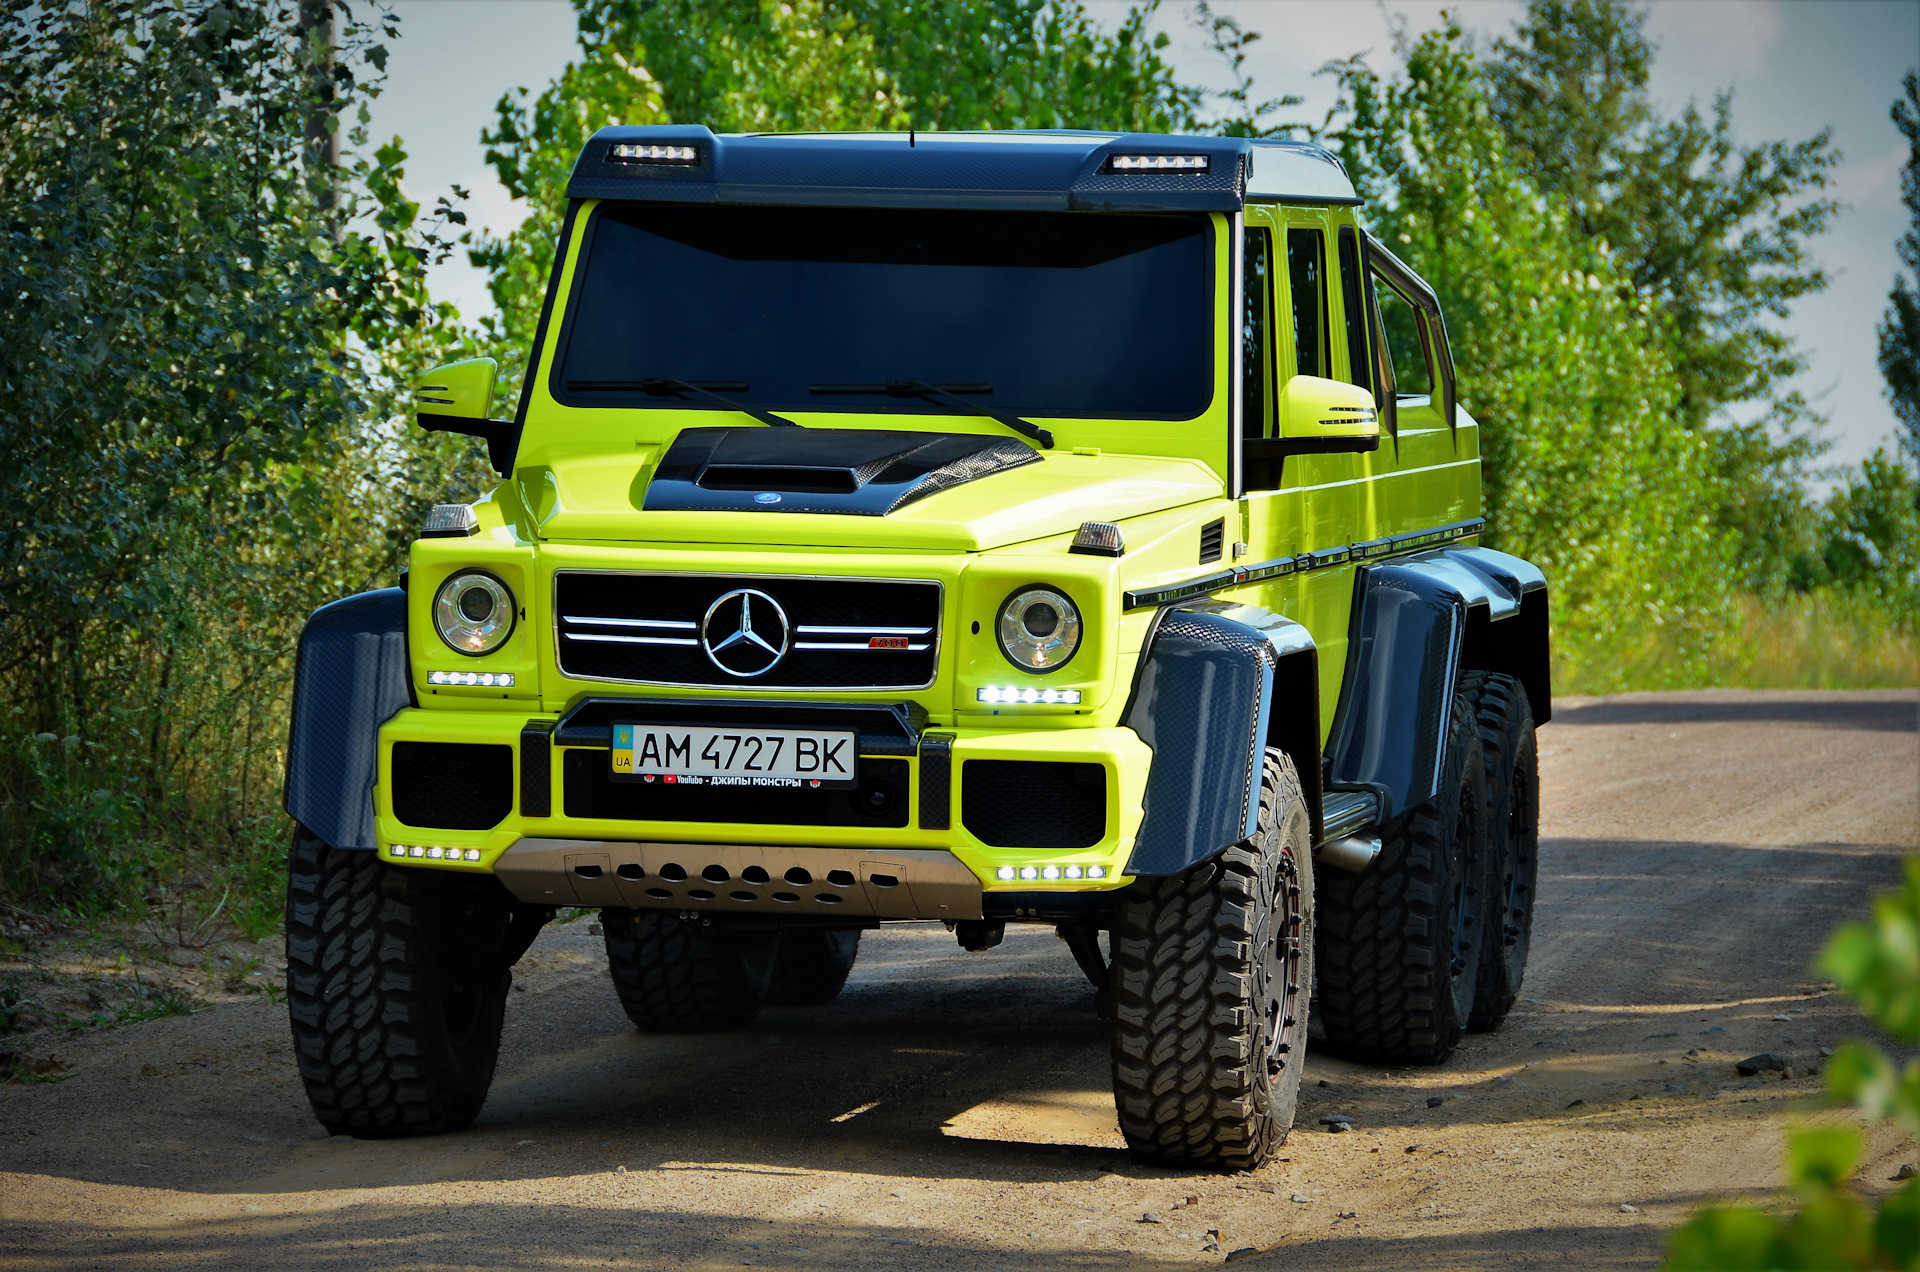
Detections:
566,125,1358,213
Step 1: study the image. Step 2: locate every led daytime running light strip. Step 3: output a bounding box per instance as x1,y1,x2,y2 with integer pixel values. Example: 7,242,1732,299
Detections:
995,864,1106,881
977,686,1080,705
390,844,483,862
428,670,515,687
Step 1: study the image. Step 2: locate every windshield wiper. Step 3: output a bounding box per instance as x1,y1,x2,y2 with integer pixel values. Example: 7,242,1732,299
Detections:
808,381,1053,450
566,378,799,429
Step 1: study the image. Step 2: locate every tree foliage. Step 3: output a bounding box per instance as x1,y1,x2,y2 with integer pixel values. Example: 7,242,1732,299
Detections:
1882,70,1920,461
1487,0,1840,433
1323,21,1738,684
0,0,469,908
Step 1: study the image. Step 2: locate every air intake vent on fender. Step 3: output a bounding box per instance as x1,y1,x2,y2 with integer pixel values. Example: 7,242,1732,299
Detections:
1199,517,1225,564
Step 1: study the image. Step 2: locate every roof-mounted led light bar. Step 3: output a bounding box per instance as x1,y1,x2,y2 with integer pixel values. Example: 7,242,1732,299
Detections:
610,142,700,165
1108,153,1210,173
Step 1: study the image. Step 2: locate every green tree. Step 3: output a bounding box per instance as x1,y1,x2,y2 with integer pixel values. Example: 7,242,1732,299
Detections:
0,0,467,908
1324,22,1738,685
1881,70,1920,462
1486,0,1841,433
471,0,1202,407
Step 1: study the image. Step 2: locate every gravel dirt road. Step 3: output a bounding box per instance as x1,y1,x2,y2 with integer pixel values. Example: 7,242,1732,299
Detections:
2,688,1916,1271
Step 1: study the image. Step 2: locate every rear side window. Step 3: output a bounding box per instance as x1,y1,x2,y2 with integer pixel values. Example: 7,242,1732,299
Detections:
1287,228,1328,379
1336,227,1373,398
1375,284,1434,397
1242,226,1273,439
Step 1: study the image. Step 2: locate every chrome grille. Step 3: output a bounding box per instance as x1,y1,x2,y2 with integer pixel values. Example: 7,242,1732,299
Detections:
554,572,941,689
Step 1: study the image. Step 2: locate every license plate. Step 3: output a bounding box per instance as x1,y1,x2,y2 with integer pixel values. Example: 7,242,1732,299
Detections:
610,724,857,789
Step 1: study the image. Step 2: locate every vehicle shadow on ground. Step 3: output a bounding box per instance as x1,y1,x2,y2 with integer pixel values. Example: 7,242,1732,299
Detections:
1550,694,1918,732
0,837,1901,1205
0,1201,1672,1270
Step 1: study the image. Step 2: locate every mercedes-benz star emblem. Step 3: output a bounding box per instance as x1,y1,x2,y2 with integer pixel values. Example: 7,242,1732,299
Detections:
701,588,791,678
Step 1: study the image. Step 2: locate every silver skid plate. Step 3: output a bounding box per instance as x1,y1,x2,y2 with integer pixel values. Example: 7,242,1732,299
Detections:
495,838,984,920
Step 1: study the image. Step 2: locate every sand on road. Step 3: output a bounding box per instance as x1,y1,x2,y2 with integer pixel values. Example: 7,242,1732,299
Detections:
1,688,1915,1270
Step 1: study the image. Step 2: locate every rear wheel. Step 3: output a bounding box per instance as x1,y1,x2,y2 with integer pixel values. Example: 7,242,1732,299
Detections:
765,929,861,1006
286,830,541,1138
1315,694,1489,1065
1461,671,1540,1032
1109,750,1314,1171
602,909,777,1031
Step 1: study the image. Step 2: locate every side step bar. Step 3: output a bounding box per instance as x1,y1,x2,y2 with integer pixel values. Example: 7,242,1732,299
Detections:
1316,789,1381,873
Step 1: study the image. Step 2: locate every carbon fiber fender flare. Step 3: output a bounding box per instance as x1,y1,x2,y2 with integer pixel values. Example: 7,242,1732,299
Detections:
282,588,415,851
1324,546,1548,825
1121,603,1320,877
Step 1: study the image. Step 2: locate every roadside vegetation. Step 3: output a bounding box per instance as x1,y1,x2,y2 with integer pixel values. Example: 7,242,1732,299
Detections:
0,0,1913,1010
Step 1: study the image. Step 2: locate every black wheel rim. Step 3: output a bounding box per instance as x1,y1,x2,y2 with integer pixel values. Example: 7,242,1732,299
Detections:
1253,844,1308,1085
1447,772,1483,1016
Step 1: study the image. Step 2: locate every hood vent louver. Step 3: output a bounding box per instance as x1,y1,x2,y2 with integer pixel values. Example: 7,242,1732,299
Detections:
642,427,1040,516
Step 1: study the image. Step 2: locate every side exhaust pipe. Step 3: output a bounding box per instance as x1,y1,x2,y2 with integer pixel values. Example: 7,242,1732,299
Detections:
1316,834,1381,873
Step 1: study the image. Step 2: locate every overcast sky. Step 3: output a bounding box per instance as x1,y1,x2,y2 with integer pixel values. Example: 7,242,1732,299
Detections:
366,0,1920,474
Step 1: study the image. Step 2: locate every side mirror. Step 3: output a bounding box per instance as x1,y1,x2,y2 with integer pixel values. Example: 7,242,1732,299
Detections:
417,358,514,475
1275,375,1380,452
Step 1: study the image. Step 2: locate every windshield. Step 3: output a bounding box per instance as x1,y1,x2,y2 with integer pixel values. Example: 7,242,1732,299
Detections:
553,204,1214,420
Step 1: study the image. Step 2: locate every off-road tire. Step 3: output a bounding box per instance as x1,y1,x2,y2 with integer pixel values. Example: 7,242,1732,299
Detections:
1315,694,1490,1065
602,909,777,1031
1109,750,1314,1171
286,829,528,1138
1460,671,1539,1032
765,929,861,1007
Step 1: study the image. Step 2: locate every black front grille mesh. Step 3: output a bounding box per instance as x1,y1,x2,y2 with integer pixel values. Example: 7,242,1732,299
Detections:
555,573,940,688
961,760,1107,849
392,742,514,830
563,751,910,827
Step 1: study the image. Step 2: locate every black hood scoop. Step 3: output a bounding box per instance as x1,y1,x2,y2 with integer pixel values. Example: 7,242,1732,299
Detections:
642,427,1041,516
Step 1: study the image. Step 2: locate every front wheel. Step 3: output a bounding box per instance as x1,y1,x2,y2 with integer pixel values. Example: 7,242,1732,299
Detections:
1108,750,1314,1171
285,830,540,1138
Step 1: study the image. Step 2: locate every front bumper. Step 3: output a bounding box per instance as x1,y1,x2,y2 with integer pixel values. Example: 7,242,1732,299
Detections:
372,704,1151,904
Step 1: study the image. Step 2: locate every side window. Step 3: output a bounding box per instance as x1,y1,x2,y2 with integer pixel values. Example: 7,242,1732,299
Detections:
1336,227,1374,399
1286,228,1328,379
1374,282,1434,398
1242,226,1274,439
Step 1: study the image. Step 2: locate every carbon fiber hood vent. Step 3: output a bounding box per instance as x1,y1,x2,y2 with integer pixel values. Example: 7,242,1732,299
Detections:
641,427,1040,516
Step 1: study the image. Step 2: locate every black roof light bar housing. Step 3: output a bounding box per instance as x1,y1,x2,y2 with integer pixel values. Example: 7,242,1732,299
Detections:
564,125,1359,214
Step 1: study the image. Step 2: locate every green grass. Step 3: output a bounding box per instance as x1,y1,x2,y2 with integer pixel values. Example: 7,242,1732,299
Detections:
1560,590,1920,694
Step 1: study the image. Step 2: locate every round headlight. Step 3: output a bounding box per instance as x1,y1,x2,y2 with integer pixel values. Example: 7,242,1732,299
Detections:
433,570,516,656
997,586,1081,672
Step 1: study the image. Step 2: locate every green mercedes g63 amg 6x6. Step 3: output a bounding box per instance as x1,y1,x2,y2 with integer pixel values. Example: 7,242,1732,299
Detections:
283,126,1548,1171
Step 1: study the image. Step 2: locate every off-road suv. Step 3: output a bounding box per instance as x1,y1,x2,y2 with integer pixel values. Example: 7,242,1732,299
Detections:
283,126,1548,1169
